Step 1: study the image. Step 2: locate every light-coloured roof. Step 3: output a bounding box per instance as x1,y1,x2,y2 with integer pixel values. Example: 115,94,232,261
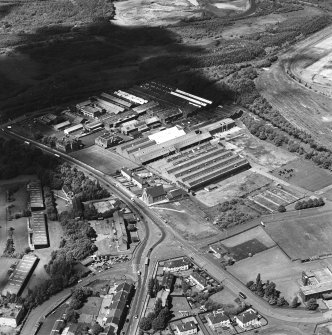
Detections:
148,126,186,144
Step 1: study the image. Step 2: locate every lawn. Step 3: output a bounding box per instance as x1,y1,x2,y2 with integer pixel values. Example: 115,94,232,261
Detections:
265,210,332,260
210,287,238,307
170,296,192,320
70,145,139,175
272,158,332,192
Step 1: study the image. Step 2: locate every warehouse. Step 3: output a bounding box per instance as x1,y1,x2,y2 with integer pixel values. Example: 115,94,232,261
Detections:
113,211,128,251
64,123,83,135
76,100,91,111
2,255,38,296
53,120,71,131
95,96,125,114
27,180,44,210
28,212,48,249
84,121,103,132
114,90,148,105
199,118,236,135
132,101,159,115
148,126,186,144
100,92,132,108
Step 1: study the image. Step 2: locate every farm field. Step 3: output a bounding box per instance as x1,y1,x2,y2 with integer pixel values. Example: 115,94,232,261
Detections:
272,158,332,192
195,170,271,207
228,129,297,170
264,210,332,261
70,145,139,175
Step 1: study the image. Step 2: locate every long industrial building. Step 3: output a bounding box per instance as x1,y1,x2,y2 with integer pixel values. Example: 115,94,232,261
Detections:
28,212,48,249
2,255,38,296
113,211,128,251
27,180,44,210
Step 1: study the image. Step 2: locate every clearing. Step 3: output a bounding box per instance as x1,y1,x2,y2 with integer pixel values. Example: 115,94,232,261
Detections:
271,158,332,192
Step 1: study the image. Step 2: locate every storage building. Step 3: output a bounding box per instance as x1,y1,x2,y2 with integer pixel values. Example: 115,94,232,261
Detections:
64,123,83,135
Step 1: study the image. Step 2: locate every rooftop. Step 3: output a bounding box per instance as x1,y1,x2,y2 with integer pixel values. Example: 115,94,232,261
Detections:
148,126,186,144
176,321,197,332
206,312,229,324
163,257,191,269
144,185,166,198
0,303,23,319
236,309,258,324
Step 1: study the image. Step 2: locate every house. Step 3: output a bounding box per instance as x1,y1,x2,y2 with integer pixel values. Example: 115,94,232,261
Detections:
142,185,167,205
235,308,259,329
175,321,197,335
189,272,207,291
163,257,191,273
167,188,188,201
206,312,231,330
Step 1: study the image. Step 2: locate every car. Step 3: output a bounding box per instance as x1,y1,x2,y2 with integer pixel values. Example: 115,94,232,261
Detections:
134,315,138,319
239,292,247,299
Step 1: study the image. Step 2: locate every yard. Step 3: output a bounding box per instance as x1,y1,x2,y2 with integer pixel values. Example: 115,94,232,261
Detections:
70,145,139,175
272,158,332,192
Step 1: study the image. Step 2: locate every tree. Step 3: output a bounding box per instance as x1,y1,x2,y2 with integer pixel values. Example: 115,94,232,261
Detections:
277,205,286,212
91,323,104,335
182,279,190,295
154,298,163,315
153,278,160,297
306,298,318,310
277,296,288,306
290,296,299,308
246,280,254,288
147,278,154,297
65,308,79,323
139,317,152,331
256,273,261,286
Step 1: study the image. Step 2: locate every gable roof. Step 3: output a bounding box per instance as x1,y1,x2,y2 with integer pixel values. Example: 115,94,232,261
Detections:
207,312,229,324
144,185,166,198
163,257,191,269
190,272,207,287
236,309,257,324
176,321,196,332
167,188,187,200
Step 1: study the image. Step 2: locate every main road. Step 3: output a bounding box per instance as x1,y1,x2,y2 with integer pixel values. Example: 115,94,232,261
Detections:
2,128,329,334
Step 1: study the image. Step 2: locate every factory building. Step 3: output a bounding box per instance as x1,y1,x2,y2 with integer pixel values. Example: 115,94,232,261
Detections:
53,120,71,131
113,211,128,251
28,212,48,249
64,123,83,135
2,255,38,296
80,105,103,118
27,180,44,210
299,268,332,302
95,133,122,148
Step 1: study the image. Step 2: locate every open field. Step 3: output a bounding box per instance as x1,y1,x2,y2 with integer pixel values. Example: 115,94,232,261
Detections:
228,128,297,170
70,145,139,175
265,210,332,261
195,170,272,207
271,158,332,192
257,26,332,149
210,287,238,307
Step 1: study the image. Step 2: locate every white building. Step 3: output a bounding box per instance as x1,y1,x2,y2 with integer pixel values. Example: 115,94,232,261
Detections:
235,308,259,329
163,257,191,273
0,304,25,328
206,312,230,330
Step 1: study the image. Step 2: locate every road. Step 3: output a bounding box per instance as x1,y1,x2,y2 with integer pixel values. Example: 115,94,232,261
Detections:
2,128,329,334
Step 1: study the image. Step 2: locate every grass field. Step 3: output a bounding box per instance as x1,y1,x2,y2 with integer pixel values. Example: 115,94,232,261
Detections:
265,210,332,260
70,145,139,175
210,287,238,307
272,158,332,192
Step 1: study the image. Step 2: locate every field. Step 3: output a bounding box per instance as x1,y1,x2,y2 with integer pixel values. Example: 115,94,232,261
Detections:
195,170,272,207
209,287,238,307
70,145,139,175
213,225,276,260
265,210,332,260
272,158,332,192
251,186,300,212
